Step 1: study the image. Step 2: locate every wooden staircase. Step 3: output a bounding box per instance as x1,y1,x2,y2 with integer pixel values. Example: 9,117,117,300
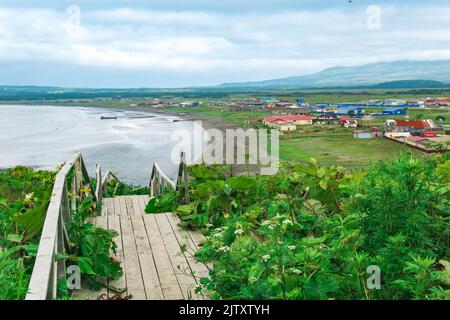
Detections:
26,152,208,300
73,195,208,300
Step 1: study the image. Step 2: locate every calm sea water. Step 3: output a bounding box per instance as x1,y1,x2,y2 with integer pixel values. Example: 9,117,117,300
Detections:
0,105,202,185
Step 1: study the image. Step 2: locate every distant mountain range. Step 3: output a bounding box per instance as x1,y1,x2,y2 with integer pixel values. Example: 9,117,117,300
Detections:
219,60,450,89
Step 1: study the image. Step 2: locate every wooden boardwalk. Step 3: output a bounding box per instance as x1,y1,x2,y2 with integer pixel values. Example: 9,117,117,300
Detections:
73,195,208,300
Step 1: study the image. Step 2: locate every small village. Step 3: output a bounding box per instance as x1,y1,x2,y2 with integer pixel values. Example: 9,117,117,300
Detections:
252,97,450,153
126,95,450,153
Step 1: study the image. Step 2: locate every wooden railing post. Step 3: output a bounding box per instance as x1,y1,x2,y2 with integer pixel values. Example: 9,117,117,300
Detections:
26,152,98,300
148,152,190,205
95,164,102,209
182,153,190,204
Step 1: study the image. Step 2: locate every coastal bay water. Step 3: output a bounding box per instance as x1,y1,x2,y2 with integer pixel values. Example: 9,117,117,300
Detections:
0,105,202,185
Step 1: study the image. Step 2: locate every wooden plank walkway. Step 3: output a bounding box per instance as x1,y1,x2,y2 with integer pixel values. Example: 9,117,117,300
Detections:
74,195,208,300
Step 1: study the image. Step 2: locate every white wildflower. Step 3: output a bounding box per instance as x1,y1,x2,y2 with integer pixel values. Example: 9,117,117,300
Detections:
261,255,270,262
291,268,302,275
248,276,257,284
282,219,293,226
213,232,222,239
288,245,296,250
218,246,230,253
234,229,244,235
25,192,34,201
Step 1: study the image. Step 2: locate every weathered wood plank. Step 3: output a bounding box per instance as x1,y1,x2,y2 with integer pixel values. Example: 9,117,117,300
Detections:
106,198,115,216
130,214,164,300
154,214,200,300
118,196,128,216
125,196,134,216
137,195,150,217
107,216,127,298
165,213,199,252
120,215,146,300
165,213,210,283
143,214,184,300
113,197,122,216
131,196,143,216
101,199,108,217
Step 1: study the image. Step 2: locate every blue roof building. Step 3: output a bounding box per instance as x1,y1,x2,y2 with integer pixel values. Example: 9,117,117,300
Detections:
382,108,407,116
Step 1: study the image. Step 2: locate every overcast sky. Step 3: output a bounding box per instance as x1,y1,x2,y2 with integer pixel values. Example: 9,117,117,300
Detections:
1,0,450,88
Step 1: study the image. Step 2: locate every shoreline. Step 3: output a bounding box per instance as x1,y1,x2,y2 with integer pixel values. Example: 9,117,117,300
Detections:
0,102,240,134
0,103,255,176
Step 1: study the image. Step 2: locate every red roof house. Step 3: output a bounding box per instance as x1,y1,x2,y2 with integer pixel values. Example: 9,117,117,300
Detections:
395,120,433,129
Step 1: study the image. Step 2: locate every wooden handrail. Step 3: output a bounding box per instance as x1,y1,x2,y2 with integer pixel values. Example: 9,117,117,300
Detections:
26,152,96,300
149,152,189,204
95,164,102,207
101,170,120,188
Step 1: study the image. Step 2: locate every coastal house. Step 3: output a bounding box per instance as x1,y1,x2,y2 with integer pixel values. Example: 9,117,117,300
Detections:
339,116,358,128
436,98,450,106
270,102,310,115
313,114,339,126
384,119,435,135
297,98,309,107
384,99,407,106
263,115,313,131
180,102,197,107
312,103,336,113
264,119,297,132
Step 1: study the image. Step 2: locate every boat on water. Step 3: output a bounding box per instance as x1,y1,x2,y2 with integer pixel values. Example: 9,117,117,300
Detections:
100,116,118,120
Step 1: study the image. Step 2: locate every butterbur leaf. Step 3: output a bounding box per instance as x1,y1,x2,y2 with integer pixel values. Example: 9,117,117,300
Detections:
76,256,96,275
228,176,256,191
176,204,196,215
13,244,38,256
12,198,49,241
6,234,23,243
145,193,177,213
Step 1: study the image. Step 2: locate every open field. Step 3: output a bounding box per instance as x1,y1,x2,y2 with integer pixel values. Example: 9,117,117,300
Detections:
280,136,428,168
164,105,270,125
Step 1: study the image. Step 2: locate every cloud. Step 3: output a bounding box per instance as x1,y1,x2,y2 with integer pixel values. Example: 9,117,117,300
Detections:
0,3,450,87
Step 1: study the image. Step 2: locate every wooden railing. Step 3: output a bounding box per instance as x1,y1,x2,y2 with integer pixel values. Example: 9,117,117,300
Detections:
149,152,190,204
26,153,121,300
26,153,94,300
27,151,185,299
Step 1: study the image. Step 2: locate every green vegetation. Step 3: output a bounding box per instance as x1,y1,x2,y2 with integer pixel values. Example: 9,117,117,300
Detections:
65,196,123,291
146,154,450,300
165,105,270,126
92,179,149,198
280,137,427,168
0,166,122,300
0,167,55,299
